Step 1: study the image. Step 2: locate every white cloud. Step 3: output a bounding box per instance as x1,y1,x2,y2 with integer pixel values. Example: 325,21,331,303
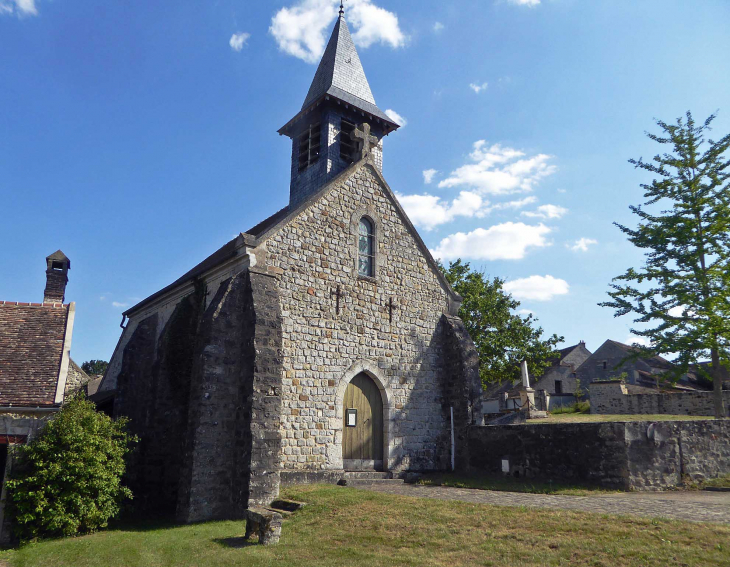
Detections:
522,204,568,220
431,222,552,261
229,32,251,52
0,0,37,16
270,0,405,64
433,22,444,32
438,141,557,196
503,275,569,302
385,109,407,127
112,301,130,309
423,169,438,184
518,308,534,316
568,237,598,252
492,196,538,210
557,188,567,194
469,82,488,94
507,0,540,6
397,191,486,231
626,334,652,348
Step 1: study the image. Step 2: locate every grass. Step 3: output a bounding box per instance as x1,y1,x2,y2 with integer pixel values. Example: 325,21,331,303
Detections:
704,474,730,489
549,401,591,415
1,485,729,567
527,413,717,424
417,472,617,496
686,474,730,491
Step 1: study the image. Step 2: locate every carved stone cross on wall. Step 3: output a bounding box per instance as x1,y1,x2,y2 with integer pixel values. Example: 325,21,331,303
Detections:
331,285,344,315
350,122,379,162
388,297,397,324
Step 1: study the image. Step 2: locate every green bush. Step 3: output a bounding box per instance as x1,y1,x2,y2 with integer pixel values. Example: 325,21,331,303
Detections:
5,395,137,541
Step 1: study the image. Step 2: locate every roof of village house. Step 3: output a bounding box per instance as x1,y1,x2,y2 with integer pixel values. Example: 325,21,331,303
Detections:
0,301,72,407
546,343,587,367
606,340,674,370
278,10,399,137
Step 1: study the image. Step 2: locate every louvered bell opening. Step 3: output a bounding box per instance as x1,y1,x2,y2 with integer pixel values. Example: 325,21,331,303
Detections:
339,120,356,163
298,122,321,173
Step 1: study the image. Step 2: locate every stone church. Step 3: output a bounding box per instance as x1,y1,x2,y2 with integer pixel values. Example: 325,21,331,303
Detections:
99,7,482,523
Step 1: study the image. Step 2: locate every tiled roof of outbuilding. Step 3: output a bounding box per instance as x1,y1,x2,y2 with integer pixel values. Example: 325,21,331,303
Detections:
0,301,71,407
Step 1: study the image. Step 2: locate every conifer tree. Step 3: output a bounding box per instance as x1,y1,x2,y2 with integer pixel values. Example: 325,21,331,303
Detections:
601,112,730,417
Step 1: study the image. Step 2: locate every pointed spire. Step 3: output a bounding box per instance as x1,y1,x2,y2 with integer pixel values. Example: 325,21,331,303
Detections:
302,13,376,109
278,10,399,137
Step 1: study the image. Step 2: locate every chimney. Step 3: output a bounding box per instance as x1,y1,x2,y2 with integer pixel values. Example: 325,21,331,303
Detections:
44,250,70,304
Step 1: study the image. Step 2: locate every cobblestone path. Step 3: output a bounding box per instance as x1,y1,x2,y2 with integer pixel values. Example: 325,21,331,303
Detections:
357,483,730,524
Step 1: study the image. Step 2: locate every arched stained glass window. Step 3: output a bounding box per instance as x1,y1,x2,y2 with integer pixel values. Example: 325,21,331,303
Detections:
358,217,375,277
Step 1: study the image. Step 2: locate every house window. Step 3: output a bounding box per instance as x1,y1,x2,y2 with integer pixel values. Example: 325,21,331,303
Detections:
554,380,563,394
602,361,608,370
298,122,321,172
358,217,375,277
340,120,356,163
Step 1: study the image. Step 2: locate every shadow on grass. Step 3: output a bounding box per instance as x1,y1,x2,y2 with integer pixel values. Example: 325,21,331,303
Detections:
212,536,258,549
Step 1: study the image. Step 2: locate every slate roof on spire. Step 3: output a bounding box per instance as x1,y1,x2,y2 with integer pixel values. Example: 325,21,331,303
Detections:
279,12,399,137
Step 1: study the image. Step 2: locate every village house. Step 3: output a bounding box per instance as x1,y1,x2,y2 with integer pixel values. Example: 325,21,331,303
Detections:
0,250,89,542
576,339,713,393
97,7,482,524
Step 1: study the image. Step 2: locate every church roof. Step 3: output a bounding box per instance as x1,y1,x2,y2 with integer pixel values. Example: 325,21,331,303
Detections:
125,159,462,317
278,12,399,137
303,13,375,110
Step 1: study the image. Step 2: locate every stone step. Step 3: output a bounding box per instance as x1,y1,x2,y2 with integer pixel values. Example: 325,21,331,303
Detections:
342,471,392,480
339,478,405,487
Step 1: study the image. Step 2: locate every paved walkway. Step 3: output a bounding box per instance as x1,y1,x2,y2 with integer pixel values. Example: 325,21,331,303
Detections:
358,483,730,524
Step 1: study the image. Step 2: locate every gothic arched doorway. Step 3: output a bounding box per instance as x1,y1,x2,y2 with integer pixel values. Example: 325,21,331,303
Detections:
343,373,384,471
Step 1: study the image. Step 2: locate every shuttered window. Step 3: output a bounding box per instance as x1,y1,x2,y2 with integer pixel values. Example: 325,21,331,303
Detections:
340,120,356,163
298,122,321,172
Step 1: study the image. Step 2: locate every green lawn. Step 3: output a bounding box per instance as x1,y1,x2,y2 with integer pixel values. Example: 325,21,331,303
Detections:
417,472,618,496
2,485,728,567
527,414,717,424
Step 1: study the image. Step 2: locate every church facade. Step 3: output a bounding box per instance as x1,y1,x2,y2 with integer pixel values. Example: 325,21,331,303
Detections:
99,9,481,524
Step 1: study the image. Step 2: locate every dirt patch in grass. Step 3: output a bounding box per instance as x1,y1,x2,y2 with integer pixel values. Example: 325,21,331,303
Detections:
528,414,716,424
1,484,728,567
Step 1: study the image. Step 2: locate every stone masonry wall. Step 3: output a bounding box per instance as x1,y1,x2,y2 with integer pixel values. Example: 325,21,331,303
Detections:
176,269,283,523
590,380,730,416
113,288,206,515
469,420,730,490
440,314,482,471
264,162,453,473
469,423,630,489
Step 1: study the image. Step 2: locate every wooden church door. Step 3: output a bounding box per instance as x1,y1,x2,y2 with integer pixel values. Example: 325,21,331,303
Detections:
343,373,384,471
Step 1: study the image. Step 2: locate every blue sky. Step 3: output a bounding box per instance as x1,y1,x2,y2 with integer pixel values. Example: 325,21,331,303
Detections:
1,0,729,365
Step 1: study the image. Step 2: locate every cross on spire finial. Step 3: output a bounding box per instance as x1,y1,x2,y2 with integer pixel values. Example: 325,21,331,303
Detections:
350,122,379,162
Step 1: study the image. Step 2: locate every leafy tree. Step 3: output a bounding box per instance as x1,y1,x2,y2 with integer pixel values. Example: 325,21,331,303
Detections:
440,259,563,388
81,359,109,376
601,111,730,418
5,395,137,541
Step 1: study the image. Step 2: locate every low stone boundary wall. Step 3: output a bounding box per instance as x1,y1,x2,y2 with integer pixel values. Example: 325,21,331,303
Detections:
468,420,730,490
590,380,730,416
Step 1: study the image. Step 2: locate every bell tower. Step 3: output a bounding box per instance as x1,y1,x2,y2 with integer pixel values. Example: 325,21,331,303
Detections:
278,3,400,207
